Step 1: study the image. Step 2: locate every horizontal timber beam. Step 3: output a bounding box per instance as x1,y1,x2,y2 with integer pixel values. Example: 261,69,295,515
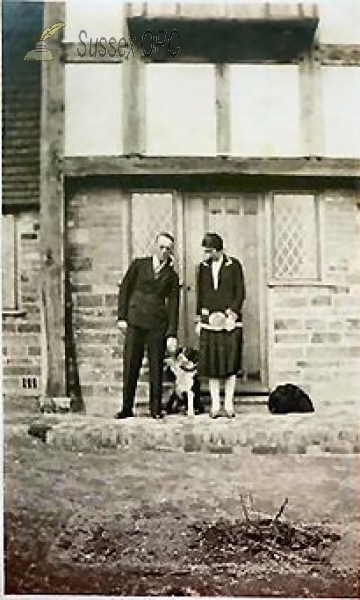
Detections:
315,44,360,66
63,156,360,179
63,41,360,66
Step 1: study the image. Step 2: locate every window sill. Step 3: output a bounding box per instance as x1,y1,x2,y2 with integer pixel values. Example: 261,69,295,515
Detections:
2,309,27,317
267,281,342,288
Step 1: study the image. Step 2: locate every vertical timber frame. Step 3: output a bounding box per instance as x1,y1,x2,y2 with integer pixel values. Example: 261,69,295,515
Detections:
123,2,146,154
299,57,324,157
299,4,324,157
215,63,231,154
40,1,66,398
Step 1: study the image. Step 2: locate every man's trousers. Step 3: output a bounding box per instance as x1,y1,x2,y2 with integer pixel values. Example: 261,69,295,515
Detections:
122,325,166,417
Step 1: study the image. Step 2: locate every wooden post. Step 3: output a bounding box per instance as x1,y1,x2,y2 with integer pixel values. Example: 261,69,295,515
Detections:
299,51,324,158
215,63,231,155
122,3,146,154
39,1,66,399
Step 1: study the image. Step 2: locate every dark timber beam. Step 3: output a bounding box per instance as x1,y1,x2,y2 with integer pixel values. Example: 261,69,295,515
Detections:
63,41,360,66
128,15,319,62
40,2,66,399
63,156,360,179
316,44,360,66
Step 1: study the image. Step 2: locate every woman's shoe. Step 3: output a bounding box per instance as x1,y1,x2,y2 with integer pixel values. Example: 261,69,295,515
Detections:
210,411,221,419
224,411,236,418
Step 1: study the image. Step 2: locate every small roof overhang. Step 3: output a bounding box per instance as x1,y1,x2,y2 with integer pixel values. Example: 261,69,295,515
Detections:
128,16,319,62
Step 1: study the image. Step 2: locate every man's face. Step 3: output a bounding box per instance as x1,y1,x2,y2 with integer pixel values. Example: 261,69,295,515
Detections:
155,235,174,263
203,247,222,261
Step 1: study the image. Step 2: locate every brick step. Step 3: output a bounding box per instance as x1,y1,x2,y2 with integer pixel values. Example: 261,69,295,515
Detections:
19,404,359,455
85,385,266,417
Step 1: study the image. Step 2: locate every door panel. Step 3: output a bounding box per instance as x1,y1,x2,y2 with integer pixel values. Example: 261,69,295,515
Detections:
184,193,267,391
242,196,262,381
183,196,205,348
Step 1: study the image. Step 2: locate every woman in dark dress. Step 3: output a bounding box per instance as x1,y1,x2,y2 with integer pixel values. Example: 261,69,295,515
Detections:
196,233,245,418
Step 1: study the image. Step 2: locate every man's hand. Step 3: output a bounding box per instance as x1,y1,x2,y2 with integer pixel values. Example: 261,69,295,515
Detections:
195,322,202,336
166,336,178,355
117,320,128,334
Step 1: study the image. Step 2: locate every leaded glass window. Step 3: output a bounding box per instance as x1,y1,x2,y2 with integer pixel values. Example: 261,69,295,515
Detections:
272,194,319,280
130,192,183,273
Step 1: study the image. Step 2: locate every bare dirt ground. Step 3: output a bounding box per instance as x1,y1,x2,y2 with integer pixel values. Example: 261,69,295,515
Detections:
4,422,360,597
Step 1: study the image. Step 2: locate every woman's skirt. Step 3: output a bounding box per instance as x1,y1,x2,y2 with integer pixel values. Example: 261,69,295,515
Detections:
198,328,243,379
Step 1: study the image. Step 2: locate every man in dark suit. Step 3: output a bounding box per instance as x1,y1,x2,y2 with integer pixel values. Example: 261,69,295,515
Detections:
115,232,180,419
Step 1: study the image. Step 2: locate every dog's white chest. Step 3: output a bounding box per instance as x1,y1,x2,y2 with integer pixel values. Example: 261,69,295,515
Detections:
173,366,194,395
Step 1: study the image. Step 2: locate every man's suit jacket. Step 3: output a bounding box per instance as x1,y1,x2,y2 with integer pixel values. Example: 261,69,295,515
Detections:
117,257,180,337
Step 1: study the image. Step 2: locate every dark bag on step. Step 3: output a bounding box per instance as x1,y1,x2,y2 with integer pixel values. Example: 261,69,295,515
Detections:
268,383,314,414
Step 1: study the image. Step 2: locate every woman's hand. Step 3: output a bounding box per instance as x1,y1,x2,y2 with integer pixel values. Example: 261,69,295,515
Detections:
225,308,237,320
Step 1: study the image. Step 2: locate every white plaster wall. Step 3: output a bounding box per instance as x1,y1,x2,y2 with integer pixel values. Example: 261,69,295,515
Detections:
65,64,123,156
322,66,360,157
230,65,302,157
145,64,217,156
65,0,124,42
317,0,360,44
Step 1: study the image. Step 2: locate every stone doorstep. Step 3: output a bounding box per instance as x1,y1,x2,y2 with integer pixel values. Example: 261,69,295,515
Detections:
84,390,268,417
35,411,360,455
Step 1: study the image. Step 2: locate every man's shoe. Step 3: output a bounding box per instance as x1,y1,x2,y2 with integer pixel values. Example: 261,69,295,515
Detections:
151,413,164,420
114,410,134,419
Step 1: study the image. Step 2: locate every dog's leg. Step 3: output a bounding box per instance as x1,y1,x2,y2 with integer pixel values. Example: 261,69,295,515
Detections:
166,392,177,414
187,390,195,417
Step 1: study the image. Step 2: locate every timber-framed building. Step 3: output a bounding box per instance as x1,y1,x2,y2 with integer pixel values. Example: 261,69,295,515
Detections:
2,1,360,414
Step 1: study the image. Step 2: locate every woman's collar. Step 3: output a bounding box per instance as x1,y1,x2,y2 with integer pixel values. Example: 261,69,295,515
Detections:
201,254,232,267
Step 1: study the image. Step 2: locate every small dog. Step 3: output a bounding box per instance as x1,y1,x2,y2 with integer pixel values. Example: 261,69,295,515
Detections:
164,347,204,417
268,383,314,414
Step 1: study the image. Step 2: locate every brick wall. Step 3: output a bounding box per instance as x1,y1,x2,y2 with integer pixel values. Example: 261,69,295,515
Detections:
269,193,360,403
2,211,42,403
67,183,130,414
